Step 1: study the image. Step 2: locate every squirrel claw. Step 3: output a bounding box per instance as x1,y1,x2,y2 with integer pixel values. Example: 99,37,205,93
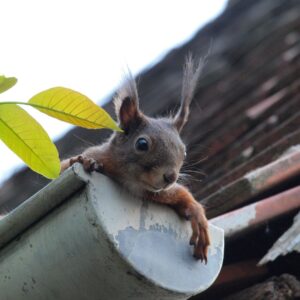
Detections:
178,202,210,262
192,224,210,263
189,208,210,263
69,155,103,173
189,239,196,246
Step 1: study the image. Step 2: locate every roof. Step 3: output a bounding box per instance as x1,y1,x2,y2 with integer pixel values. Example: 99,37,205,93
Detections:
1,0,299,212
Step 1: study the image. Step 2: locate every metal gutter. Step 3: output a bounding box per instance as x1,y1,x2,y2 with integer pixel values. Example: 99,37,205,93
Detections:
0,164,224,300
0,167,87,250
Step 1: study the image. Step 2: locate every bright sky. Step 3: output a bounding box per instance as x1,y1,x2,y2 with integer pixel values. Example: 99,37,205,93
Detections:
0,0,227,184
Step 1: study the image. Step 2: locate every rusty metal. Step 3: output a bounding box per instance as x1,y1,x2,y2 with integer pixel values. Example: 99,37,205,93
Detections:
213,260,268,288
211,186,300,239
191,260,269,300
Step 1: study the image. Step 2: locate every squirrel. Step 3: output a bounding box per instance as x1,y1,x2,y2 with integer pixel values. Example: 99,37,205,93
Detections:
61,55,210,262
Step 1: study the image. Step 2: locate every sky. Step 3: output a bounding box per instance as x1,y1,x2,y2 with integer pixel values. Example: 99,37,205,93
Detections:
0,0,227,184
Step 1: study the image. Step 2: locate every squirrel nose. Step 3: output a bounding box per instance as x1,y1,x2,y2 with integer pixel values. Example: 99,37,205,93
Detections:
163,172,177,185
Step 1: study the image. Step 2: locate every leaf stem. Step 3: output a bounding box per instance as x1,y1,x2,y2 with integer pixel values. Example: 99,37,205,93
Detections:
0,101,122,131
0,101,52,110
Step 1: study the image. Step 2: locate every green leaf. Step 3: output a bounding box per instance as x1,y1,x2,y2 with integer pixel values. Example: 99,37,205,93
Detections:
0,76,17,94
0,104,60,179
28,87,122,131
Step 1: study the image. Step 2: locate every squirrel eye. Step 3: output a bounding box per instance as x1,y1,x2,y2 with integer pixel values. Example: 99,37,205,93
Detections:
135,138,149,152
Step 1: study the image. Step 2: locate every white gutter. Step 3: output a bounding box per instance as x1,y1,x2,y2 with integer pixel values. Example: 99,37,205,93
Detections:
0,164,224,300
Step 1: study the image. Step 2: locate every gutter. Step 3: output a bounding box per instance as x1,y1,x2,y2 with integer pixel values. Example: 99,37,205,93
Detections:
0,164,224,300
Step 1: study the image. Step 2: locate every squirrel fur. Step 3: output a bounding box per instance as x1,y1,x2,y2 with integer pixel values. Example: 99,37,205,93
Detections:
61,55,210,262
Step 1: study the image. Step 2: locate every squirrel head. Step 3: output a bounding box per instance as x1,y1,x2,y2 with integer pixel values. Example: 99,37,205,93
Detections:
111,55,205,194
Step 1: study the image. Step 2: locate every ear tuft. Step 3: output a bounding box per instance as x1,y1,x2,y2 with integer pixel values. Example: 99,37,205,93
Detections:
173,54,207,132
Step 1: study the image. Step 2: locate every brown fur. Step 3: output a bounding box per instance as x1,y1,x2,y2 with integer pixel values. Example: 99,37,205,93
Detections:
61,56,210,262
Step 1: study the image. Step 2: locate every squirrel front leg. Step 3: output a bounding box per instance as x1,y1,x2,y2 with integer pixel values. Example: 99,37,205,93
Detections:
145,184,210,262
60,146,107,173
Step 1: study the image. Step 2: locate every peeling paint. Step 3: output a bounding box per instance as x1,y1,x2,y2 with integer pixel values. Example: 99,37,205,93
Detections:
212,205,256,238
89,176,142,244
259,211,300,265
245,147,300,192
87,171,224,294
280,145,300,158
116,224,223,293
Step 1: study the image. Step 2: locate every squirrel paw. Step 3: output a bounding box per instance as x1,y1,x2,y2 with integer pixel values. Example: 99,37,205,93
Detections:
187,206,210,263
69,155,103,173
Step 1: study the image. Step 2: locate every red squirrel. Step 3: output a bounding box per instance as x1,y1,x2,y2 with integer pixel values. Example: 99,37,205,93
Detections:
61,56,210,262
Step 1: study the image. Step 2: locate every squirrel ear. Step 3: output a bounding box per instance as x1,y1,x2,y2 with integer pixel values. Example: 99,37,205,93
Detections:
173,54,205,132
118,96,142,132
114,71,142,132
